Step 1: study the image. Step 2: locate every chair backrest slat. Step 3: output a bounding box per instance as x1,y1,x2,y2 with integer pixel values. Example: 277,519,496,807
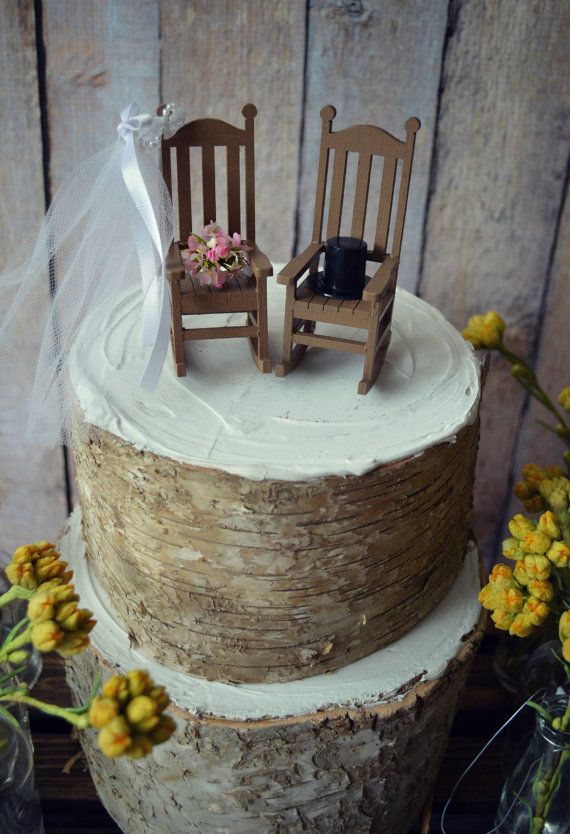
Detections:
201,144,216,227
226,145,241,234
311,106,334,242
176,147,192,242
351,153,372,239
159,104,257,243
374,156,396,255
391,140,416,258
326,150,348,239
312,106,420,258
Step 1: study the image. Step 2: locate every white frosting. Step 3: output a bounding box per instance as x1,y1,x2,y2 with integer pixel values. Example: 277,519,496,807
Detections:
62,508,481,721
69,270,481,481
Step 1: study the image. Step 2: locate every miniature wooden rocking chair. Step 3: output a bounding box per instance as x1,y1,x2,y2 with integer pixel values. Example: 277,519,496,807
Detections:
276,106,420,394
161,104,272,376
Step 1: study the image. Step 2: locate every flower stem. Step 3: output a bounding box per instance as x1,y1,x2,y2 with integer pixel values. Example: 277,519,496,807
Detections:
0,693,90,729
497,346,570,446
0,625,33,664
0,586,34,609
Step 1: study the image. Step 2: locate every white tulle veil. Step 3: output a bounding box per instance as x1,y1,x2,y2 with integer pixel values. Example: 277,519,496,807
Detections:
0,102,185,448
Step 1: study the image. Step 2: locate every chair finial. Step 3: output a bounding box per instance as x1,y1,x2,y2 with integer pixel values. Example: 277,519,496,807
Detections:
242,103,257,119
320,105,336,123
405,116,421,135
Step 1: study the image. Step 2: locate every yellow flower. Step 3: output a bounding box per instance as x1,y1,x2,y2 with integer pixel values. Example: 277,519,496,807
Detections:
521,530,552,555
94,672,174,759
521,554,551,581
523,598,550,627
126,695,160,733
537,511,561,540
31,620,64,653
563,639,570,663
5,562,36,590
126,669,152,698
547,540,570,568
559,611,570,641
509,612,534,638
97,716,132,758
527,579,554,602
502,538,524,561
89,696,120,729
462,311,506,349
491,609,515,631
125,733,154,760
479,584,502,610
522,495,546,513
57,629,93,657
508,514,536,540
103,675,129,704
514,560,530,586
501,587,524,613
149,715,176,745
27,585,94,657
558,387,570,413
490,563,515,585
5,542,71,591
149,686,170,713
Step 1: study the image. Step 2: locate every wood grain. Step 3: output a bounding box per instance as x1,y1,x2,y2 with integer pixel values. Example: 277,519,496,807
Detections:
43,0,160,179
297,0,448,290
41,0,160,509
418,0,570,559
0,2,67,554
160,0,306,263
73,416,479,684
66,611,484,834
507,175,570,520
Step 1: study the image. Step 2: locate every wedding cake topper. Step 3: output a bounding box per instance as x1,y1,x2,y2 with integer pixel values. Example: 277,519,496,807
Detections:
0,101,185,447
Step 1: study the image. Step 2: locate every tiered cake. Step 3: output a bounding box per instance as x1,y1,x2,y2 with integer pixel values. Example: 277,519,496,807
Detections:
63,279,484,833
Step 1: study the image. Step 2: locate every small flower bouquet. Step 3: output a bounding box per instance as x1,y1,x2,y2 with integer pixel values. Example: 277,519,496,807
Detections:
0,540,176,761
182,222,250,288
462,310,570,834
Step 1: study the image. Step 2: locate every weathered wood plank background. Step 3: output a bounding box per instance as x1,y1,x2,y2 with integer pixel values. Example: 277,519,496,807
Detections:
1,0,569,561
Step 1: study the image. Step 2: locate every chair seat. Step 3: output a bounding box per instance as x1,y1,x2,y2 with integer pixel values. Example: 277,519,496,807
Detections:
180,273,258,314
293,279,374,327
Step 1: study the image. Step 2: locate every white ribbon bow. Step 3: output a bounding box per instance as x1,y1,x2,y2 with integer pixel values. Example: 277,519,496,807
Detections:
117,101,185,390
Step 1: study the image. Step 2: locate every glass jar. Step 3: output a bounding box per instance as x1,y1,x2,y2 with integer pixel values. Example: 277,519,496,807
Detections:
495,693,570,834
0,715,44,833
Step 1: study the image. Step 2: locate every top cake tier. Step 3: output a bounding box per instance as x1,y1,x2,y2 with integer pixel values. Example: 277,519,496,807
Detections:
70,280,481,684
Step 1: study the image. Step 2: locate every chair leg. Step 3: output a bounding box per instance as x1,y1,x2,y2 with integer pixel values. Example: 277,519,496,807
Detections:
249,280,271,373
276,286,313,377
358,307,384,395
169,280,186,377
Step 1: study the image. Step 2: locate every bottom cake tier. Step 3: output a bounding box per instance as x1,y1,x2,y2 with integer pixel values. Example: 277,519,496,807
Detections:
62,510,484,834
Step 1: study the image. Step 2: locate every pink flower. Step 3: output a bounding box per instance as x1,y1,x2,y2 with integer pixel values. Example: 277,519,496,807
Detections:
207,248,217,261
215,241,230,259
231,232,241,246
202,221,221,239
187,234,200,250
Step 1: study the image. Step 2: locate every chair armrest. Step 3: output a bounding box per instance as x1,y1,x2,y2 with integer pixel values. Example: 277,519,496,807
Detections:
277,241,325,286
362,256,399,303
248,243,273,280
165,241,185,279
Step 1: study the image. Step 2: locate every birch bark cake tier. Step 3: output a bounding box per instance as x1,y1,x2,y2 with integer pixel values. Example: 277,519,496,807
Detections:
62,511,484,834
70,281,481,684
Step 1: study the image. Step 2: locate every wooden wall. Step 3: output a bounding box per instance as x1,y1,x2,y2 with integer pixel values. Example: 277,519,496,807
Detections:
1,0,569,562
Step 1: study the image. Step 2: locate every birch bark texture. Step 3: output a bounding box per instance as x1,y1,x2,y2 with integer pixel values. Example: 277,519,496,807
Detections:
0,0,568,586
66,608,484,834
73,415,479,684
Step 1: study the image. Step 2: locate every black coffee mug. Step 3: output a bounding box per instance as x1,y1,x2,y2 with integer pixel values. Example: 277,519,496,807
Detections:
307,236,368,300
